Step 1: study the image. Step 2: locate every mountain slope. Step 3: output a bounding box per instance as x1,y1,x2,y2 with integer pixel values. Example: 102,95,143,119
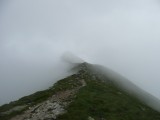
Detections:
0,62,160,120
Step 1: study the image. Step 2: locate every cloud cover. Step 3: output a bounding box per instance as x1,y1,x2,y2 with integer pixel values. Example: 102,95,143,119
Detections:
0,0,160,105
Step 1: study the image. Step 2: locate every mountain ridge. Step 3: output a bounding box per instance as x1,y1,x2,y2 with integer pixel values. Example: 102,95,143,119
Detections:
1,62,160,120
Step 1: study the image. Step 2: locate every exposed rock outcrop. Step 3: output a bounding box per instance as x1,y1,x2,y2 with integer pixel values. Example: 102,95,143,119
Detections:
10,78,86,120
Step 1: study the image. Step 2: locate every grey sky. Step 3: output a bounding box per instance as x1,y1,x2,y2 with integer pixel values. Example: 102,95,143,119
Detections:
1,0,160,105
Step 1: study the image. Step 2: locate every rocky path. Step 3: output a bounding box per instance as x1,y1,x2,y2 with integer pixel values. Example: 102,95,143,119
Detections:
10,79,87,120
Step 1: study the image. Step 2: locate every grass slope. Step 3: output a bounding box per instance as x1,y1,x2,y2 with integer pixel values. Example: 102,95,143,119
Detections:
57,76,160,120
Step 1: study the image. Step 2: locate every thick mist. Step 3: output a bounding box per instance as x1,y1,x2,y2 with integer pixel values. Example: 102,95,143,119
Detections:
1,0,160,105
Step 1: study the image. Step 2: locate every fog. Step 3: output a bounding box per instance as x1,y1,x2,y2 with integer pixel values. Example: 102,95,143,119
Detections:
1,0,160,105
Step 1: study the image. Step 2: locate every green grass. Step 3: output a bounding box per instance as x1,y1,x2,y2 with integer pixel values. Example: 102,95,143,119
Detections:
52,74,83,91
57,78,160,120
